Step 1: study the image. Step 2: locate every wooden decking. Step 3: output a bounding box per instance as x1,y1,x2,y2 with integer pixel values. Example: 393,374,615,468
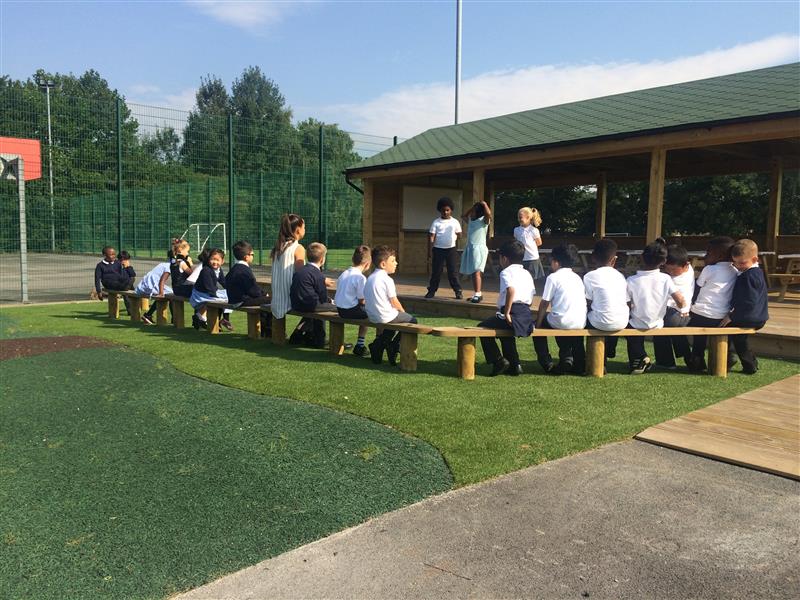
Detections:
636,375,800,480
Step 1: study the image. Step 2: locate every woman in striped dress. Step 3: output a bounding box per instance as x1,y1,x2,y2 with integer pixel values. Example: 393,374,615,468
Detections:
270,213,306,324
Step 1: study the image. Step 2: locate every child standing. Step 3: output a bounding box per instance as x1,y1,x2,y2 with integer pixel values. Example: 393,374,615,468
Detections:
687,237,737,372
290,242,336,348
583,239,629,364
459,200,491,303
228,240,271,337
271,214,306,325
534,244,587,375
721,239,769,374
653,244,695,369
477,240,535,376
626,242,686,374
365,245,417,366
136,254,173,325
334,245,372,357
514,207,545,294
426,197,463,299
189,248,233,331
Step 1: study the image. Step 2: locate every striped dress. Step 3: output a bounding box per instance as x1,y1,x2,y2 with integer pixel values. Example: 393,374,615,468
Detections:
271,240,300,319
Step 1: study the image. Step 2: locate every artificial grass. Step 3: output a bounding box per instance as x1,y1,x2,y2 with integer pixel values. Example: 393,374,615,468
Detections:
0,346,451,600
3,303,798,487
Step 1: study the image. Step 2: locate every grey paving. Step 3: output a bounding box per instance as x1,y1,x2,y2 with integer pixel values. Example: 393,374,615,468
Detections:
178,441,800,600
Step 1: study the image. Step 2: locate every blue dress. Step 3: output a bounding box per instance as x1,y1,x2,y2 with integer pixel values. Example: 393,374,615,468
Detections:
459,216,489,274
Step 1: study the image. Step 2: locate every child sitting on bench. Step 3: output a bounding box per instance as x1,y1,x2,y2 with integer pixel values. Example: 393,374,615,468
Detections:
137,252,173,325
228,240,271,337
189,248,233,331
653,244,695,369
94,246,136,314
334,245,372,357
584,238,629,367
290,242,335,348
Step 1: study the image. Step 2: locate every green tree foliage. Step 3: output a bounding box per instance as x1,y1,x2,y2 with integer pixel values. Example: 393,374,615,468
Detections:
180,76,230,176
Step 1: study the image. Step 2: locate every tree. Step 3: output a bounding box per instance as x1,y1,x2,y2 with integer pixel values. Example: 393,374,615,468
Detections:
141,126,181,164
180,76,230,176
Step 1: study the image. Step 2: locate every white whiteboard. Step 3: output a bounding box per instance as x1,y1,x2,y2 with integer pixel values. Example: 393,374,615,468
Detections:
401,186,463,231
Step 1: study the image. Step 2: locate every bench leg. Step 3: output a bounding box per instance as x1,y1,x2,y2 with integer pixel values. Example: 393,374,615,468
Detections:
108,293,120,319
709,336,728,378
399,332,418,372
778,281,788,302
329,322,345,356
206,306,221,334
140,298,150,316
129,297,142,322
172,300,185,329
272,317,286,345
457,337,476,380
247,311,261,340
156,300,170,326
586,336,605,378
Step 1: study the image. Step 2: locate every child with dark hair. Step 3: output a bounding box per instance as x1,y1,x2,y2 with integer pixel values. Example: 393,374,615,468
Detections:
459,200,491,303
687,236,737,372
583,238,628,364
534,243,587,375
290,242,335,348
189,248,233,331
94,246,135,299
426,196,463,299
625,242,686,374
653,244,695,368
228,240,271,337
335,245,372,356
477,240,535,376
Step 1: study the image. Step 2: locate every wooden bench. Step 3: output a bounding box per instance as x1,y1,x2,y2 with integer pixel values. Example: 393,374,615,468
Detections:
769,257,800,301
431,326,756,380
104,290,149,322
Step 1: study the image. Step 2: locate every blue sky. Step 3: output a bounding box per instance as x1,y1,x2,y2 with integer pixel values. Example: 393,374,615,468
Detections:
2,1,799,137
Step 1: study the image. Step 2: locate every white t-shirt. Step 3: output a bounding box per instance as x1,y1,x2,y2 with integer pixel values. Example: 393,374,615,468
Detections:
135,262,172,297
498,264,535,309
691,262,737,319
667,265,695,314
626,269,677,329
584,266,629,330
429,217,461,249
364,268,399,323
542,268,587,329
513,225,541,261
334,266,367,310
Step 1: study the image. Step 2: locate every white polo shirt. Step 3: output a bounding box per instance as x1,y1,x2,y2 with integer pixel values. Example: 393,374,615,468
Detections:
627,269,677,329
667,265,695,315
429,217,461,249
334,266,367,310
584,266,629,330
542,268,587,329
691,262,737,319
513,225,541,260
364,268,398,323
498,263,535,309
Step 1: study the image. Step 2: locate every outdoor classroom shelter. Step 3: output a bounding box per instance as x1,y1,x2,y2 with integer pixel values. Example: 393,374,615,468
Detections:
344,63,800,276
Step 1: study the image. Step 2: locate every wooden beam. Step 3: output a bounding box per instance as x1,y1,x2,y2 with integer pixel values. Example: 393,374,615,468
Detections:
646,148,667,242
766,158,783,252
362,179,374,246
595,172,607,239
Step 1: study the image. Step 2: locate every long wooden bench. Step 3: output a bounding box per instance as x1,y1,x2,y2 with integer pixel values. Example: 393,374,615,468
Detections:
431,326,756,380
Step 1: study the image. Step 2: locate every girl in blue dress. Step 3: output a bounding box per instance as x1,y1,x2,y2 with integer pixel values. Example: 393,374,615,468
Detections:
459,200,492,303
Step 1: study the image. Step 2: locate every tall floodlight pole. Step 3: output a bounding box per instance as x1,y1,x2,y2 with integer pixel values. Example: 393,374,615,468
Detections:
455,0,462,124
37,78,56,251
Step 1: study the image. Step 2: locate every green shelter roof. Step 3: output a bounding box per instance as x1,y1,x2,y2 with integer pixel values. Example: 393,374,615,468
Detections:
348,62,800,174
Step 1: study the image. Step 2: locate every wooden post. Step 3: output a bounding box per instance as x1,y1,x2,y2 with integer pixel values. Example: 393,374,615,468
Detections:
457,337,476,380
140,298,150,316
766,158,783,254
646,148,666,242
488,183,496,239
156,299,169,326
362,179,373,246
709,335,728,378
108,293,120,319
129,296,143,322
595,172,607,239
247,311,261,340
586,336,606,378
399,332,418,372
206,306,221,334
272,317,287,345
329,321,345,356
472,168,485,204
171,299,185,329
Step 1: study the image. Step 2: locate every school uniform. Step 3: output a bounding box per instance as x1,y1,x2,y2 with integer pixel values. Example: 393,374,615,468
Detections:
189,265,230,309
169,257,194,297
534,267,587,371
135,262,173,297
689,262,737,361
727,265,769,373
428,217,462,296
94,259,135,294
584,266,629,360
290,263,334,346
365,268,417,361
335,266,368,320
653,265,694,367
478,263,535,370
227,261,269,306
626,269,677,366
514,225,545,289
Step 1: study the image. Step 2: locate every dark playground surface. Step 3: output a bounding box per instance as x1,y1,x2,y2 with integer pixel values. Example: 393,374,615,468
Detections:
0,335,116,360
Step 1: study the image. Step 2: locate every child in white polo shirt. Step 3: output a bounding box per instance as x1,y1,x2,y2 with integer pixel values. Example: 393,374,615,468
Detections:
534,244,587,375
653,244,695,369
514,206,545,293
364,245,417,366
687,237,737,372
335,245,372,357
426,196,463,299
583,238,628,365
626,242,686,374
477,240,535,376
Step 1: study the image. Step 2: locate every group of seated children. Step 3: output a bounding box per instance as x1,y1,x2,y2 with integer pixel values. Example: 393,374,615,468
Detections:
482,235,768,377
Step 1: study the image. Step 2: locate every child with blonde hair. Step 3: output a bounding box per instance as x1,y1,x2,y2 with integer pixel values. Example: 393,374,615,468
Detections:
514,206,545,293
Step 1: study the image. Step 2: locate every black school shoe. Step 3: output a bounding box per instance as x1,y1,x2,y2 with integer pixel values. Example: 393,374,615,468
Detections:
554,360,574,376
424,291,435,299
387,337,401,366
454,291,463,300
630,356,652,375
353,344,369,358
504,363,523,376
742,357,759,375
686,355,707,372
540,361,556,375
490,357,510,376
368,339,385,364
